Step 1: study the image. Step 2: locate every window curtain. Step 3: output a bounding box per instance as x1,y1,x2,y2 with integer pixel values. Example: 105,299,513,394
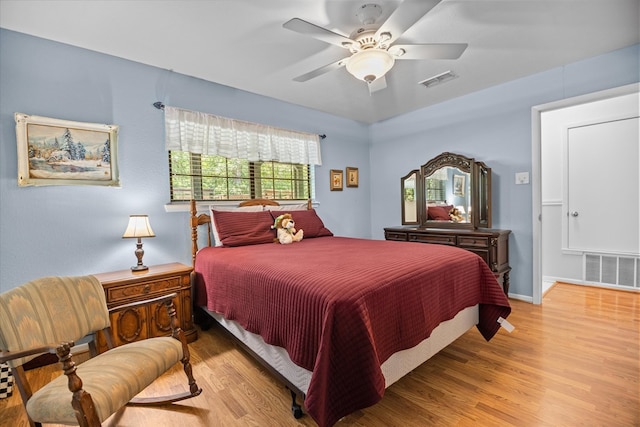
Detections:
164,106,322,165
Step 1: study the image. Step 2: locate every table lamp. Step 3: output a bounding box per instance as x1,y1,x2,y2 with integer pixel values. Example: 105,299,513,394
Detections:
122,214,155,271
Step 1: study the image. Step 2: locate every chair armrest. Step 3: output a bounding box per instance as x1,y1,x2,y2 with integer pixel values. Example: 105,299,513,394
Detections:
0,341,76,364
108,292,178,313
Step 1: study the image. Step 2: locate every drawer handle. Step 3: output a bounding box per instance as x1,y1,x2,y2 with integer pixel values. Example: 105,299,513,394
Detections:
143,284,151,294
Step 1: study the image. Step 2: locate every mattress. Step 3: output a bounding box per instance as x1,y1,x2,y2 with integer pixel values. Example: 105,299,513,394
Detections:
203,304,479,395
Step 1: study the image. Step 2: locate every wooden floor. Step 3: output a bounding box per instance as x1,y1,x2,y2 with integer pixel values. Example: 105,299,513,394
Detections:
1,283,638,426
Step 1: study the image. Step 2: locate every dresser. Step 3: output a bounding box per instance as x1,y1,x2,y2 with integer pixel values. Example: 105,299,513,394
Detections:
384,227,511,295
93,262,197,352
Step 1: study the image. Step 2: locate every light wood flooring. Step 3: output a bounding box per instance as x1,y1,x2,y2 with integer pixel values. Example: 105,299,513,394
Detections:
1,283,638,426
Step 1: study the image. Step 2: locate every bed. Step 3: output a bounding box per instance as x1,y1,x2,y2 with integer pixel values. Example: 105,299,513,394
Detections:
189,199,511,427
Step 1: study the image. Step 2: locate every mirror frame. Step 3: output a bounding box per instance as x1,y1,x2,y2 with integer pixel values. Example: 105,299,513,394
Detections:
401,170,420,225
401,152,492,229
474,160,492,228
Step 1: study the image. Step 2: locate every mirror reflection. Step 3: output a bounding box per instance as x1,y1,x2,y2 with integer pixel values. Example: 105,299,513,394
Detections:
425,167,471,224
401,171,418,225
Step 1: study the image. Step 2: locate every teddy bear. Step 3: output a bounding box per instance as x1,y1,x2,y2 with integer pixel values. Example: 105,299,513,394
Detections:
271,213,304,244
449,207,464,223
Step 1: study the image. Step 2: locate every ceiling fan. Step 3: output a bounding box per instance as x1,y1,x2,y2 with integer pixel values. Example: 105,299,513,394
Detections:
283,0,468,94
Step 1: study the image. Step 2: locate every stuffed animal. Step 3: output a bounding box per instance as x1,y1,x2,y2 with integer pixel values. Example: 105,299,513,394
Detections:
449,207,464,223
271,213,304,244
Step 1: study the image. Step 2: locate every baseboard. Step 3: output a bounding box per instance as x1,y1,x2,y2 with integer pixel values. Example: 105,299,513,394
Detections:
507,293,533,303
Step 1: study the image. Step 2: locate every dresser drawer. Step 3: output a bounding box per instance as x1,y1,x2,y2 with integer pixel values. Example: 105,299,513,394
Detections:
409,233,456,245
385,231,408,241
107,277,182,304
458,236,490,248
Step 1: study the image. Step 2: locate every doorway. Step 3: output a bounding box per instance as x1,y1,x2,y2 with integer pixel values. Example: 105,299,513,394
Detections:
531,83,640,304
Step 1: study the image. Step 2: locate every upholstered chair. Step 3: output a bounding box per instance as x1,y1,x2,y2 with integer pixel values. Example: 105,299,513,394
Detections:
0,275,201,427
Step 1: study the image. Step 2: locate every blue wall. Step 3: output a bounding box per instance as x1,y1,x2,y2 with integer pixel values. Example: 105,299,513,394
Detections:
1,28,638,297
370,44,639,298
0,29,370,290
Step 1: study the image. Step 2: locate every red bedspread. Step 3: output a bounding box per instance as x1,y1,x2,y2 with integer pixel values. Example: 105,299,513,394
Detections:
194,236,510,427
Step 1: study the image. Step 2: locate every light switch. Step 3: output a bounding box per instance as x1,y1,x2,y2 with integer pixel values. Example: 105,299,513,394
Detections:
515,172,529,185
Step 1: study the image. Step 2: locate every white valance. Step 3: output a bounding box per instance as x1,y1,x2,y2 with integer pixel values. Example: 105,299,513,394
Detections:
164,106,322,165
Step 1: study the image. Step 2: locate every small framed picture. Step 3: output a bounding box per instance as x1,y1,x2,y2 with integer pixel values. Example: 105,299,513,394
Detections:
453,174,465,196
330,169,343,191
346,167,359,188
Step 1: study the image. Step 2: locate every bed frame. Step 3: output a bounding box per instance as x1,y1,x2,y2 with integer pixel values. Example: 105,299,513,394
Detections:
188,199,479,420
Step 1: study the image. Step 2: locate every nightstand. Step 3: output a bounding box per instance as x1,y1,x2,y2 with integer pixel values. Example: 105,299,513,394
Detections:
93,263,197,352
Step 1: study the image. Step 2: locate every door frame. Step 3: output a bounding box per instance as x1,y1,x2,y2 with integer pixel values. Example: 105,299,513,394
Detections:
531,82,639,304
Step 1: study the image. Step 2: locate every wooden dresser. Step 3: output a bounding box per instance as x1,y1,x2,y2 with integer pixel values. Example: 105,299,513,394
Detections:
384,227,511,295
93,263,197,352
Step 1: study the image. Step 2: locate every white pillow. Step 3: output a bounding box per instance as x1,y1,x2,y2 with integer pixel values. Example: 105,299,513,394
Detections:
264,202,309,212
209,205,264,247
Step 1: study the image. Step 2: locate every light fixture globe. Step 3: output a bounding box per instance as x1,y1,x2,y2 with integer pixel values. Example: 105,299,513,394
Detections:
346,49,395,83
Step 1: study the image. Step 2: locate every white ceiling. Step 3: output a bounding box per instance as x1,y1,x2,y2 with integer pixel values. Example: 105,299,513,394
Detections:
1,0,638,124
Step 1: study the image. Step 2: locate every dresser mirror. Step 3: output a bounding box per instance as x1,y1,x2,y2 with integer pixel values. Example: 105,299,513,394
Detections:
401,170,419,225
401,152,492,229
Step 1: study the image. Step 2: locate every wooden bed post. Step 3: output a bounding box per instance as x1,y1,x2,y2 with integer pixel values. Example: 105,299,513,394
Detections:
190,200,214,267
190,200,198,267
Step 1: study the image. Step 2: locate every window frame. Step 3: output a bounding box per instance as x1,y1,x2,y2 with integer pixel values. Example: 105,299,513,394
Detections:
168,151,313,202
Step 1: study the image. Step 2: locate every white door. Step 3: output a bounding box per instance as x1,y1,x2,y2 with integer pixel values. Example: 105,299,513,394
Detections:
565,117,639,255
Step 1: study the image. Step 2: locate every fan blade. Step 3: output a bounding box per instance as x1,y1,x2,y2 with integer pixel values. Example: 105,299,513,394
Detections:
390,43,468,60
375,0,442,45
283,18,354,49
368,76,387,95
293,57,348,82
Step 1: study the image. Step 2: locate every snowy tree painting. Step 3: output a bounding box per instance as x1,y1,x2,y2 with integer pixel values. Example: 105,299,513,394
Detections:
16,113,119,187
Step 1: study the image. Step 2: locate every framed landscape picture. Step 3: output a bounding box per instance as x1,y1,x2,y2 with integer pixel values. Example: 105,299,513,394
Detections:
15,113,120,187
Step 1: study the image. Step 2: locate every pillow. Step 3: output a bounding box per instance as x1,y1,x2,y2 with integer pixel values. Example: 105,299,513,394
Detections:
288,209,333,238
212,210,275,247
427,205,452,221
264,202,309,212
209,205,264,247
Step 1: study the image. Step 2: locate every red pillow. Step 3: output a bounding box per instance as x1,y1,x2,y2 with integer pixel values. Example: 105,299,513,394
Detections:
212,210,275,246
428,205,452,220
289,209,333,238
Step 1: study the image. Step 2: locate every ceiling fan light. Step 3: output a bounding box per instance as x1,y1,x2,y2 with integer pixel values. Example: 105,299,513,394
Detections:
346,49,395,83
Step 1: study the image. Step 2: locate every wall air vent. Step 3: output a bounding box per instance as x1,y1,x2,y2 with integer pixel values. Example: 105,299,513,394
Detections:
419,70,458,88
584,253,639,289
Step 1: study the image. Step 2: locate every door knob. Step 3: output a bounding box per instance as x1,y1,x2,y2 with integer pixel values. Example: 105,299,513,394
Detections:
570,211,579,217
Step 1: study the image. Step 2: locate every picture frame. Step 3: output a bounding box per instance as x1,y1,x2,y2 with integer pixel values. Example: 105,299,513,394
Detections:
330,169,343,191
346,166,359,188
453,174,465,196
15,113,120,187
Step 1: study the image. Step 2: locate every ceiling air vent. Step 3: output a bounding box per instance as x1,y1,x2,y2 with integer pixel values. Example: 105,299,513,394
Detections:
419,70,458,88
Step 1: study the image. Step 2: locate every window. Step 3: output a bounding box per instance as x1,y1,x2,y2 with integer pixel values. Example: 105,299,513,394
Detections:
169,151,311,201
162,105,321,202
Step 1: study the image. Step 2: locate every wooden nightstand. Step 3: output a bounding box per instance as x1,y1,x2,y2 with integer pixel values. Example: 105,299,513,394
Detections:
93,263,197,352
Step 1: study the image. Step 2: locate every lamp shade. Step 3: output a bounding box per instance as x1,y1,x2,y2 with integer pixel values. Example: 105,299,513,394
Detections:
122,215,155,239
346,49,395,83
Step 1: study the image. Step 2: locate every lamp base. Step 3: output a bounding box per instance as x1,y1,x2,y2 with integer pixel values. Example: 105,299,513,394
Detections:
131,265,149,272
